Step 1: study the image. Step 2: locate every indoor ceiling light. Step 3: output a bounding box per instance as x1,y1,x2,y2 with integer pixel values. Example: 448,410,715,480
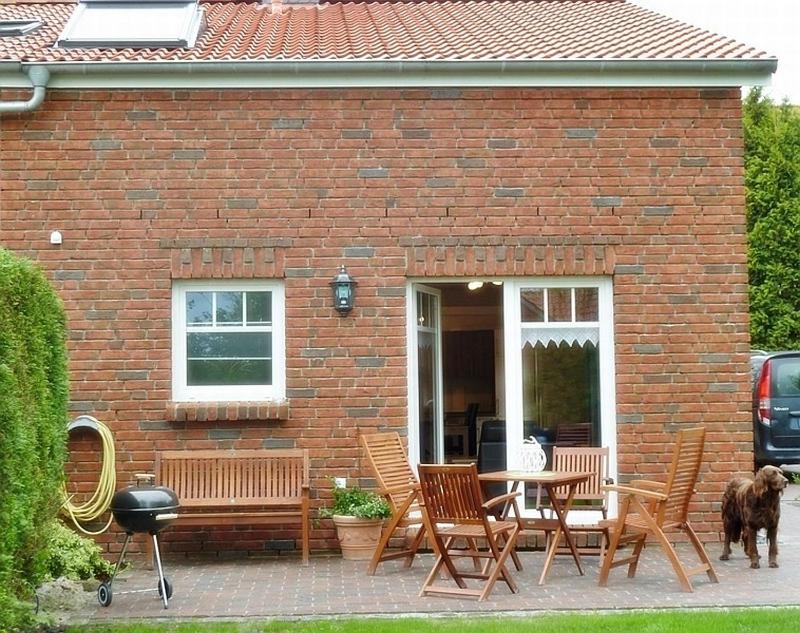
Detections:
467,281,484,291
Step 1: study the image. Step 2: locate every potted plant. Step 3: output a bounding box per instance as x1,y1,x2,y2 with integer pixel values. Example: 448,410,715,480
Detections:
320,481,391,561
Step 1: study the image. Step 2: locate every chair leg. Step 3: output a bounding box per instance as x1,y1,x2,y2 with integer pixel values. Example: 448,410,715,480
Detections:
367,512,403,575
598,496,630,587
405,523,426,567
626,533,646,578
632,499,693,592
684,522,719,584
479,527,519,601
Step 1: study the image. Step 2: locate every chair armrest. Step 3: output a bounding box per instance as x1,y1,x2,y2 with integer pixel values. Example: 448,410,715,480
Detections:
381,483,419,496
482,491,521,511
628,479,666,492
601,483,667,501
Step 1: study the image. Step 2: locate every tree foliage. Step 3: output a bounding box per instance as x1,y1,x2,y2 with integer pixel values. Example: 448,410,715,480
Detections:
0,248,69,630
744,89,800,349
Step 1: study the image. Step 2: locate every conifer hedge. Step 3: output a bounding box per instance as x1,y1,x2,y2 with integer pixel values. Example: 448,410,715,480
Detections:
0,248,69,630
744,89,800,350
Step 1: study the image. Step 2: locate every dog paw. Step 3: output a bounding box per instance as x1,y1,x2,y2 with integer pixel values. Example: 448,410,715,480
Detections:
719,554,729,561
750,561,760,569
769,561,779,568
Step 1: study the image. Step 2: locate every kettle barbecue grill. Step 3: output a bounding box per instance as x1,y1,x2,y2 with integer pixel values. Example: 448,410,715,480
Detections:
97,475,179,609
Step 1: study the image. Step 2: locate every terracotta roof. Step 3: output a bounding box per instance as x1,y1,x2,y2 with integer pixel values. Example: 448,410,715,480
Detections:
0,0,772,64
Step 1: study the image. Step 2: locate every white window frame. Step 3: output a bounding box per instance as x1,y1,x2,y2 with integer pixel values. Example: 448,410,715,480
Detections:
171,280,285,402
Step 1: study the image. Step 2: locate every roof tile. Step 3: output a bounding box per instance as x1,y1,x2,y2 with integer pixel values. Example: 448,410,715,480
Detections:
0,0,772,64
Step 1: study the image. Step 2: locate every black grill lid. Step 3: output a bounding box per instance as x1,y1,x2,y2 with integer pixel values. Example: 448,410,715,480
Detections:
111,485,179,513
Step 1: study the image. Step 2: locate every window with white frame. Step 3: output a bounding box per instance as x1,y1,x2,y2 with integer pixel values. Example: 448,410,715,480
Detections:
172,281,285,402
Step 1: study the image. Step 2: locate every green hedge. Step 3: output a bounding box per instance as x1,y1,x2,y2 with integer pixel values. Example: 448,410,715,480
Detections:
744,90,800,350
0,248,69,630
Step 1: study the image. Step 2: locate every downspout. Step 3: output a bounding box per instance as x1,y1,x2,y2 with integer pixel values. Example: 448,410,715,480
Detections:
0,66,50,115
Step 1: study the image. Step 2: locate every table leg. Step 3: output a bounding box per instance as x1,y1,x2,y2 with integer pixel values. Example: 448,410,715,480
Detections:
537,482,584,586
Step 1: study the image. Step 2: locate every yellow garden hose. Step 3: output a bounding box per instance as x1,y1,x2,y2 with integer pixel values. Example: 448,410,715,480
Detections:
61,415,117,535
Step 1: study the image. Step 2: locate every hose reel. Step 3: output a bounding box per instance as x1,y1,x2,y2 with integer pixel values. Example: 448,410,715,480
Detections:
61,415,117,535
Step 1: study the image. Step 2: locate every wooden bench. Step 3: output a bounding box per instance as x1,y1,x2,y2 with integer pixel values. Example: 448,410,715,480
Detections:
152,449,310,564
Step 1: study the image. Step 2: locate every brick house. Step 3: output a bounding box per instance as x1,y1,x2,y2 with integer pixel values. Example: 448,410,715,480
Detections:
0,0,775,558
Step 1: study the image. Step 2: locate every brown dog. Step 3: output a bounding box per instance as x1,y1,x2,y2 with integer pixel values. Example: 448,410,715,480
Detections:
720,465,788,568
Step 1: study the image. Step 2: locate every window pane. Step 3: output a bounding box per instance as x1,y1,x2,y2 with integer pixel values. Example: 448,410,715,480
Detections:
188,332,271,359
216,291,243,325
774,359,800,397
246,291,272,325
186,291,212,325
548,288,571,322
521,340,600,510
187,359,272,386
575,288,598,321
520,289,544,322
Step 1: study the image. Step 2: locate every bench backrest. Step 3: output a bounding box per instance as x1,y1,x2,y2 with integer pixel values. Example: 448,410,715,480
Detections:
155,449,309,507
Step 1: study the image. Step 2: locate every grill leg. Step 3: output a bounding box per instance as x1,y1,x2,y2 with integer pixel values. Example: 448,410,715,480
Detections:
151,533,169,609
108,533,132,590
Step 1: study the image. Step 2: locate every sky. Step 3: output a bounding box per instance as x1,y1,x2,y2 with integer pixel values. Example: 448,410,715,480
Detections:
631,0,800,103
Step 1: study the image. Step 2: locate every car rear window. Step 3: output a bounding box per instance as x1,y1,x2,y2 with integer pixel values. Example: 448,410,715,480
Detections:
772,358,800,397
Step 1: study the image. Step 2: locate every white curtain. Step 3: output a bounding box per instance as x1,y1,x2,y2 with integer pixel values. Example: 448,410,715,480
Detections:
521,326,598,348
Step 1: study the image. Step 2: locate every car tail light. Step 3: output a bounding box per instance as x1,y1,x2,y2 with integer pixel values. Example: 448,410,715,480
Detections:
757,360,772,427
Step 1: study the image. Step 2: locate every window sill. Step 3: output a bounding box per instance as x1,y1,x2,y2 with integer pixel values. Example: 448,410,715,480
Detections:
166,400,289,423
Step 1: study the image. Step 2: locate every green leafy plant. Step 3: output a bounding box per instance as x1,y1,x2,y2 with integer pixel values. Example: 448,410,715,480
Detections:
38,521,113,582
319,481,391,520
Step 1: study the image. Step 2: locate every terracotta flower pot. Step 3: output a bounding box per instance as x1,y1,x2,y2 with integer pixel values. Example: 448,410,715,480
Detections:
332,515,385,560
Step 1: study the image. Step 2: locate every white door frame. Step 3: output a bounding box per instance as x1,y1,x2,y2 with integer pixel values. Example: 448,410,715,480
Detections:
502,277,617,485
406,283,444,466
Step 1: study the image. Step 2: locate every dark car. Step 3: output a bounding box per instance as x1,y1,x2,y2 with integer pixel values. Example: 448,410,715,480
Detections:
751,351,800,468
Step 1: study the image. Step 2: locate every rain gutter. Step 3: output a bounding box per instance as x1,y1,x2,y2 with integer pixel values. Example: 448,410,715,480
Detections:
0,58,777,90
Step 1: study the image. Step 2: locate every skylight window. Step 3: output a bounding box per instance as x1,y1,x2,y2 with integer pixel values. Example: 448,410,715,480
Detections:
0,20,43,37
57,0,204,49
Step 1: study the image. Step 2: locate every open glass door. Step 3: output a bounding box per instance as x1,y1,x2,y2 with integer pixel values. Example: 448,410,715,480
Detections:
411,285,444,464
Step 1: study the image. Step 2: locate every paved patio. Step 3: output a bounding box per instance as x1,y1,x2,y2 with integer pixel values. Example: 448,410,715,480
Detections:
65,485,800,623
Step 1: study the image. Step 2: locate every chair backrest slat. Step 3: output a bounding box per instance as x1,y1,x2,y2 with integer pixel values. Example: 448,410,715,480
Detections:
418,463,484,524
360,432,418,513
662,427,706,522
552,446,609,504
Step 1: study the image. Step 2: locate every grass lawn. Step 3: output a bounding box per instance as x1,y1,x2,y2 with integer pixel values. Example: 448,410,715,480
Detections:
66,608,800,633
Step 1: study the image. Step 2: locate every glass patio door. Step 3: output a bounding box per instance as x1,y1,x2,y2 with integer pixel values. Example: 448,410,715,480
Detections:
410,285,444,464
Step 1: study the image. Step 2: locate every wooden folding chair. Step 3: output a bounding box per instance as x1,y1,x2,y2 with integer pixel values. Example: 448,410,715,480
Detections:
417,463,522,601
543,446,613,557
598,427,719,592
360,432,426,575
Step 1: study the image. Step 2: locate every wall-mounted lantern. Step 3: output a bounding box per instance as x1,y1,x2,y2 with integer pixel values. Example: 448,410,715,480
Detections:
330,265,357,315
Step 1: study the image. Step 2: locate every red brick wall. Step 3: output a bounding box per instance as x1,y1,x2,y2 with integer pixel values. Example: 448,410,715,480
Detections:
0,87,752,555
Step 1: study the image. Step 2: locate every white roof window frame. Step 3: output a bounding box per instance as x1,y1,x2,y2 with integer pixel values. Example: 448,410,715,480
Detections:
57,0,205,49
0,20,44,37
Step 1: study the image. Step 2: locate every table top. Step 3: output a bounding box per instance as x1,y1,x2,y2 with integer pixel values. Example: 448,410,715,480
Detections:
478,470,590,485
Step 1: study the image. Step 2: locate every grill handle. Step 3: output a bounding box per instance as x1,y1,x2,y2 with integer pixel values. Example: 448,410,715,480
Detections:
155,513,178,521
135,473,156,486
